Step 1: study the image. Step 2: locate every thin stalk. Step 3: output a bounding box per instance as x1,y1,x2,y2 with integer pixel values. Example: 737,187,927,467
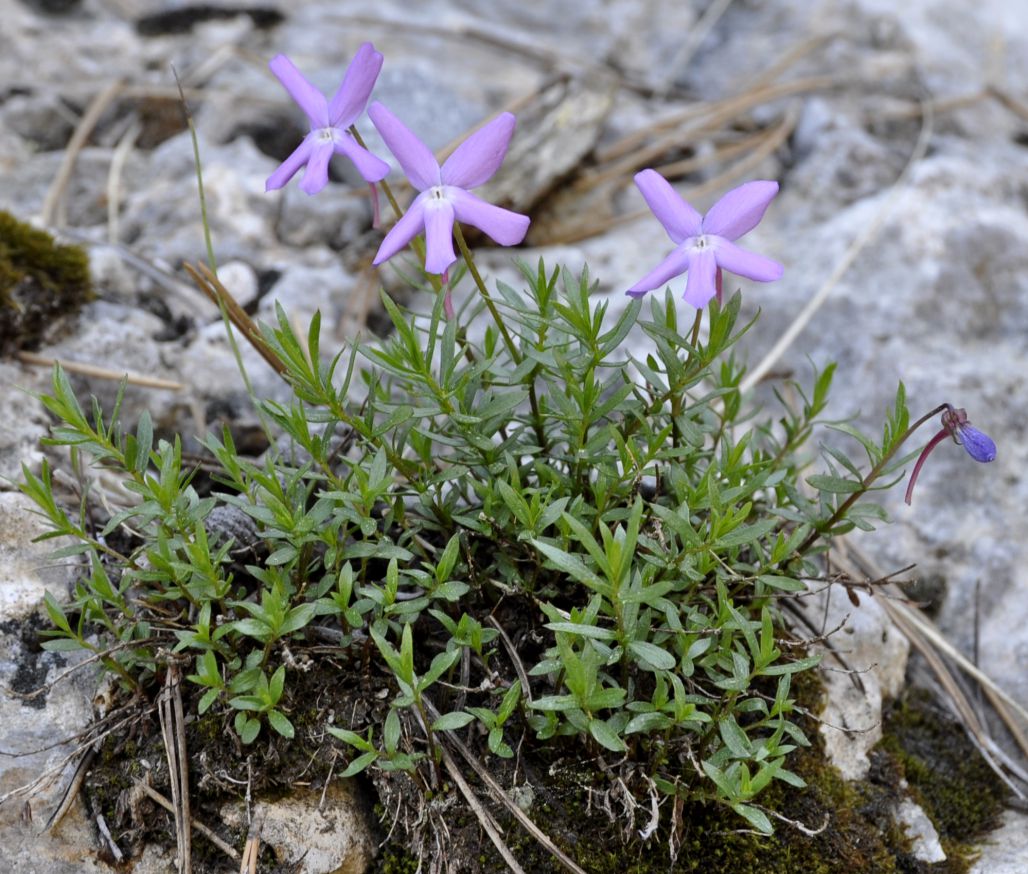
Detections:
452,223,520,362
795,403,947,555
453,223,548,450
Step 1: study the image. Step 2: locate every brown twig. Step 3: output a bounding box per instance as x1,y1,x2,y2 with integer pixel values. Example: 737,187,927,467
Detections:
44,748,94,833
437,740,526,874
183,262,287,375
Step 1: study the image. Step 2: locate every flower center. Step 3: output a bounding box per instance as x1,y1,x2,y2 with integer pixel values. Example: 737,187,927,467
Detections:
689,235,713,251
314,127,341,144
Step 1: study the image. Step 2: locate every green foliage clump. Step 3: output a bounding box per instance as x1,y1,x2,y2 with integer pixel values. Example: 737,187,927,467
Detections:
0,210,93,354
23,257,922,851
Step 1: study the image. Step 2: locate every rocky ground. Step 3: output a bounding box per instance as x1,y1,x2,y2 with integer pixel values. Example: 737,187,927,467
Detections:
2,0,1028,871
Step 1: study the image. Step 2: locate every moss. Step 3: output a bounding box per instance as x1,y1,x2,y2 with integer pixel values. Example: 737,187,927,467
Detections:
0,210,93,354
876,688,1009,870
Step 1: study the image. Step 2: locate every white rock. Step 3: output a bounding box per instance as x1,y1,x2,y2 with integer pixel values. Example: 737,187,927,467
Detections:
0,364,49,486
969,809,1028,873
895,798,946,863
802,586,909,781
0,493,77,621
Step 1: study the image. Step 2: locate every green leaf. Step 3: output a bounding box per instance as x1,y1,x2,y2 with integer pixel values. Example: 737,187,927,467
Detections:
625,712,673,734
719,715,752,758
432,711,475,732
340,750,378,778
269,666,286,704
756,574,806,593
732,803,773,835
762,655,821,676
806,474,861,494
280,603,317,635
198,688,219,714
588,719,627,752
530,540,606,593
268,709,295,738
384,708,401,753
716,519,778,548
628,640,677,671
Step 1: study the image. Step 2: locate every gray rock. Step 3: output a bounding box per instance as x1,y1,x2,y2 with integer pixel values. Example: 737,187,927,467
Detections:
0,364,50,487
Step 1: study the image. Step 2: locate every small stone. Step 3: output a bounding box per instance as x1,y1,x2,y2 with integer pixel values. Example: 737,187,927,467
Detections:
895,799,946,863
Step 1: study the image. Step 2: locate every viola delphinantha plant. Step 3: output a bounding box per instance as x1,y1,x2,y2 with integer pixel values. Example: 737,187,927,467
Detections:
22,39,996,865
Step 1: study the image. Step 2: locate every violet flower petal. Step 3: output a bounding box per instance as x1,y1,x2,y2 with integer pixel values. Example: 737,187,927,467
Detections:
701,180,780,241
373,197,428,265
368,102,440,191
328,42,383,126
298,141,334,195
683,249,718,308
958,425,997,462
712,238,784,282
266,138,315,192
423,198,457,274
626,247,692,297
634,169,701,244
449,189,530,245
269,55,329,128
333,135,390,182
441,113,516,189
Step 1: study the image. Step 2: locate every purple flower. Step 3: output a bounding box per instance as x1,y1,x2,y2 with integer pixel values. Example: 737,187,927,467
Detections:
904,405,996,505
627,170,784,308
265,44,390,196
368,102,530,275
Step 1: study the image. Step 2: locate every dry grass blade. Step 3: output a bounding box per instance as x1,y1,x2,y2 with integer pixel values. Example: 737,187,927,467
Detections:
437,741,526,874
42,80,125,227
487,615,533,704
106,118,142,244
158,664,191,873
16,350,183,391
422,697,589,874
183,262,287,375
836,541,1028,796
135,781,240,861
654,0,736,98
43,748,93,833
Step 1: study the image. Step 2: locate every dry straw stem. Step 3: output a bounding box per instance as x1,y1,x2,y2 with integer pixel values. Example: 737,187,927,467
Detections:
158,664,192,874
106,118,142,244
653,0,737,98
422,696,589,874
16,350,183,391
837,541,1028,799
135,781,241,862
42,80,125,227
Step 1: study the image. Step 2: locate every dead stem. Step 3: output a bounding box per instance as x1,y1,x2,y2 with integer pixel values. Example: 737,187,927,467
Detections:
16,351,183,391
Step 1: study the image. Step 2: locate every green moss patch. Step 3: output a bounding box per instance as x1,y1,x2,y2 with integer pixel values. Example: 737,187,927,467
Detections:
0,210,93,354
